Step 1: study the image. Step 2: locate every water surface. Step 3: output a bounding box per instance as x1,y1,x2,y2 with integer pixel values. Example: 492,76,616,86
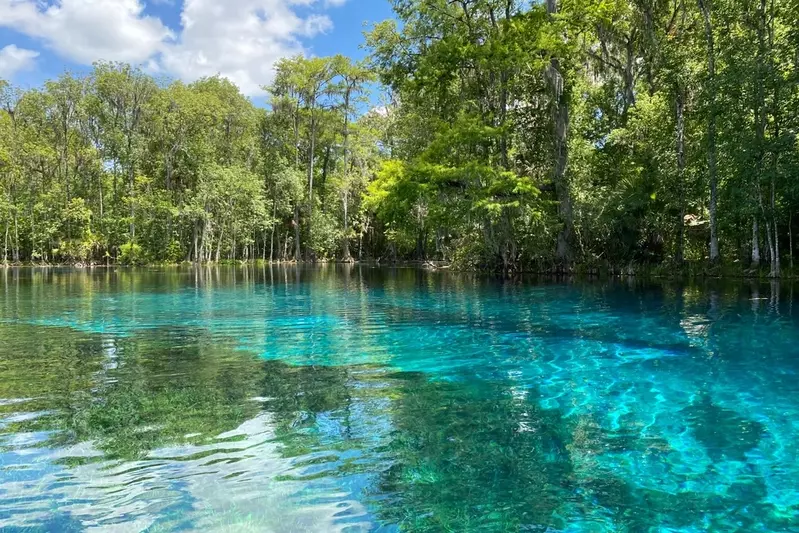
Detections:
1,266,798,532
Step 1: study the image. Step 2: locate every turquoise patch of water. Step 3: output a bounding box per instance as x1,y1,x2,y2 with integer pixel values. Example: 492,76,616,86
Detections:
0,266,798,531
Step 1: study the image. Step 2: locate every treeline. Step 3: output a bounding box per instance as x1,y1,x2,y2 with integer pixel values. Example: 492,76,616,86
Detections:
0,57,383,265
2,0,799,274
366,0,799,275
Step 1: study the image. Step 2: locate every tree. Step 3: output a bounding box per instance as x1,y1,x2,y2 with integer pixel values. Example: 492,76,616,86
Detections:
272,56,336,260
330,56,374,261
0,0,798,274
92,62,156,245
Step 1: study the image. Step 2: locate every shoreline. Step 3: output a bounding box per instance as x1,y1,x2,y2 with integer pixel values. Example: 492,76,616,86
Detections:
2,259,797,281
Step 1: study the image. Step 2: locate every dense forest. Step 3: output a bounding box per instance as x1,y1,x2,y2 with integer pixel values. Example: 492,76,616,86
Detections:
1,0,799,275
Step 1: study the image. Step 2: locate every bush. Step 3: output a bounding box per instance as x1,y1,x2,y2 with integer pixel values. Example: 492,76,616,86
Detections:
119,242,145,266
164,240,184,264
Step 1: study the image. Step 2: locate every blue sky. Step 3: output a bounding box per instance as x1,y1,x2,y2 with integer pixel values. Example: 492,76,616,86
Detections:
0,0,395,98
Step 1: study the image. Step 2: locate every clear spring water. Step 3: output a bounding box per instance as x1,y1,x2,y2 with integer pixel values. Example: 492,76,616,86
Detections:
0,266,798,532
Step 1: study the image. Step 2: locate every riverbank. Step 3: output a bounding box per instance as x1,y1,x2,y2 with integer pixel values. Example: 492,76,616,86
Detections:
2,258,797,281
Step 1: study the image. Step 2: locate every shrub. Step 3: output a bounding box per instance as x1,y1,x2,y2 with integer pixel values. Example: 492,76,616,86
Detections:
119,242,145,265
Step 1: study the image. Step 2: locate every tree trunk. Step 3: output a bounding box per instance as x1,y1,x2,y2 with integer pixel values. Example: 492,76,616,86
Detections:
63,119,71,240
215,225,223,263
769,0,780,278
30,200,37,262
770,175,780,277
547,0,575,264
754,0,771,274
293,204,301,261
320,145,331,213
292,98,301,261
113,161,118,205
698,0,719,263
200,216,209,264
765,219,775,268
128,134,136,242
772,220,780,278
98,172,104,222
622,38,636,119
790,212,793,271
192,221,199,263
270,197,277,262
306,117,317,261
675,85,686,264
341,86,353,262
12,211,19,263
342,192,352,262
752,218,761,268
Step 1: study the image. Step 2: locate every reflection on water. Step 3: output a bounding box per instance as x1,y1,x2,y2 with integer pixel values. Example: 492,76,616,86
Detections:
0,266,798,531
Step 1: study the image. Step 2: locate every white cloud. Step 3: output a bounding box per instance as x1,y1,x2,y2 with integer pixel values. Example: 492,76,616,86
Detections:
0,0,173,64
160,0,336,95
0,45,39,79
370,105,389,117
0,0,347,96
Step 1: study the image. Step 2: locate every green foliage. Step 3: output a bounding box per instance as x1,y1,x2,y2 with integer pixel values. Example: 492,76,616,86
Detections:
2,0,799,273
0,57,382,265
164,240,184,264
119,242,144,266
358,0,799,273
307,209,342,259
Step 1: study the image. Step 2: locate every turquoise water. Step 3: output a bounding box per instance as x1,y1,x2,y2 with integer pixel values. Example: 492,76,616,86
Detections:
0,266,798,532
